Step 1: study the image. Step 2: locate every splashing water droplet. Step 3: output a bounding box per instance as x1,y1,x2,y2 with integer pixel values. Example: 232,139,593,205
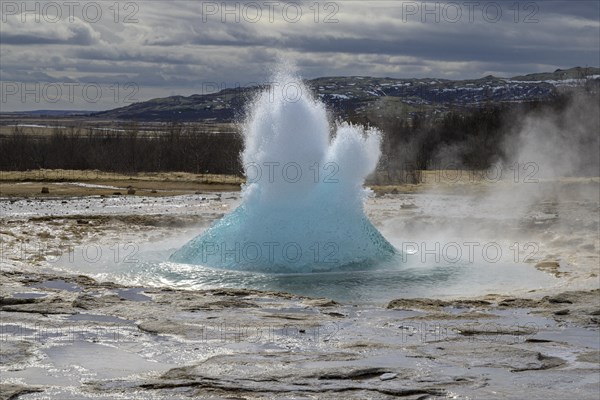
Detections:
169,65,396,272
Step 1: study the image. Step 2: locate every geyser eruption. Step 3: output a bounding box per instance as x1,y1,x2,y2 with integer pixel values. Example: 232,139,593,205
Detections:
170,67,396,272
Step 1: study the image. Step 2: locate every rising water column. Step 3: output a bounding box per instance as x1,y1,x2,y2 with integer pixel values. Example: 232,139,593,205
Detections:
170,69,396,272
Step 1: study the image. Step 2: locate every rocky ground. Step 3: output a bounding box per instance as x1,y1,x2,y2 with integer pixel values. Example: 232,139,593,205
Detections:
0,177,598,399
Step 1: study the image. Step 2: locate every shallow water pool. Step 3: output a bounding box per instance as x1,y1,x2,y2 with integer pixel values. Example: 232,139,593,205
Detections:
52,241,557,304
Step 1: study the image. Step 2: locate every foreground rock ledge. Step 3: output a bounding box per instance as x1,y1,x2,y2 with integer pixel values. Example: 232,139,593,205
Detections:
1,270,599,399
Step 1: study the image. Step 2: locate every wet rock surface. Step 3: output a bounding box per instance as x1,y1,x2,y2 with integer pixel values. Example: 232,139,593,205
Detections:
0,268,598,399
0,384,43,400
1,190,598,399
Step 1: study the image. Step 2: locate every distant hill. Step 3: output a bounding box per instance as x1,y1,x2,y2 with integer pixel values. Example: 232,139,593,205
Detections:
93,66,599,122
4,110,93,117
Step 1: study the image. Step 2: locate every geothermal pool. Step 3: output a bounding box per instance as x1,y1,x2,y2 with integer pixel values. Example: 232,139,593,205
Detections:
8,68,595,305
2,186,596,400
44,68,558,302
4,67,571,303
55,248,556,304
38,191,557,305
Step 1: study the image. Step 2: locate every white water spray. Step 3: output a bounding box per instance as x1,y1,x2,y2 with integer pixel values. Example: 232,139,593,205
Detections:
170,66,396,271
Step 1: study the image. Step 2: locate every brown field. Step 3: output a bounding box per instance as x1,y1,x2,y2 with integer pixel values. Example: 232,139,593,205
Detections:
0,169,243,197
4,168,595,198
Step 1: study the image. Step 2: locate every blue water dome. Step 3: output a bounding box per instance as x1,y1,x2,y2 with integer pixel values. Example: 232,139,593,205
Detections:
170,67,396,272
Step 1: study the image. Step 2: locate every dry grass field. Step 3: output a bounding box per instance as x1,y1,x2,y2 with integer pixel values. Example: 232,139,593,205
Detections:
4,168,592,197
0,169,243,197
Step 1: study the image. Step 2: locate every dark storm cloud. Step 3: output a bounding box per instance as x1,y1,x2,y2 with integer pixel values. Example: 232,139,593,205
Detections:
0,0,598,111
534,0,600,19
0,17,100,45
1,34,84,45
281,31,597,66
135,1,599,66
72,47,196,65
0,68,68,83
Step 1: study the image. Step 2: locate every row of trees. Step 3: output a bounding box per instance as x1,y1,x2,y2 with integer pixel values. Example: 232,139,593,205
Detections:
352,91,598,182
1,90,597,183
0,123,243,175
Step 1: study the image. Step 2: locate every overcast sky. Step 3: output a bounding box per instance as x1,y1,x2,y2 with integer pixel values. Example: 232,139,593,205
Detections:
1,0,599,111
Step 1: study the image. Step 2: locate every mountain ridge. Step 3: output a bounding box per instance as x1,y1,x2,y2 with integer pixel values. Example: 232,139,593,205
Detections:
93,66,600,122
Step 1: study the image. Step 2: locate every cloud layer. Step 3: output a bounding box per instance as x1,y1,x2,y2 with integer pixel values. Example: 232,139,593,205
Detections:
1,0,598,111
